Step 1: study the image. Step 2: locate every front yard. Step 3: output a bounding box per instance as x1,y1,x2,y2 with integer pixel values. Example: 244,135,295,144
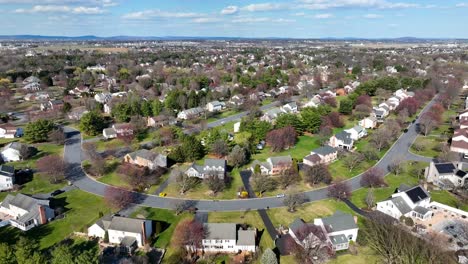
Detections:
251,134,320,161
410,136,444,158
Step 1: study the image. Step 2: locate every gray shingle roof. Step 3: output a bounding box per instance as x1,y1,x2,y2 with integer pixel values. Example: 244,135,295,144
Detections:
289,218,306,234
329,234,348,245
413,206,430,215
268,155,292,166
391,196,412,215
204,223,237,240
335,131,353,145
204,159,226,168
312,145,337,156
108,216,148,234
0,165,15,177
237,229,256,246
321,211,357,233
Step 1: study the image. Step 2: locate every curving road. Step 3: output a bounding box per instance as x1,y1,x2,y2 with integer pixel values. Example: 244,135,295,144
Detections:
63,96,437,212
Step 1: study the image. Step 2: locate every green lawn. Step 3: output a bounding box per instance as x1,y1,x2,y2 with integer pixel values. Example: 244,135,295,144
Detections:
252,135,320,161
98,171,129,188
267,199,355,228
410,136,443,158
328,246,380,264
208,210,274,251
8,143,63,169
350,161,428,209
206,110,240,122
95,138,127,152
430,190,468,211
0,190,110,249
131,207,193,249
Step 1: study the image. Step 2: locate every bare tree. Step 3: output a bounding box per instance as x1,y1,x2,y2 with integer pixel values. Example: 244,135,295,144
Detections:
303,164,332,186
176,173,199,194
360,167,386,188
366,188,375,209
205,174,225,195
252,174,277,194
283,193,306,212
36,154,66,183
343,152,364,172
327,181,352,200
104,186,135,211
388,159,404,175
370,128,391,151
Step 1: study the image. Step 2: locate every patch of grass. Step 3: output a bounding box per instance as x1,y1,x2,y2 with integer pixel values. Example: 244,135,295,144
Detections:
0,190,110,249
95,138,127,152
328,246,379,264
252,135,320,161
410,136,443,158
267,199,355,228
208,210,274,251
350,161,428,209
9,143,63,169
131,207,192,249
98,172,129,188
430,190,468,211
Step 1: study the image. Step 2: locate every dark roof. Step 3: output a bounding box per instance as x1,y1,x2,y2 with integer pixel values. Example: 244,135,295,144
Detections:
405,186,429,204
335,131,353,145
456,170,467,178
289,218,306,234
0,165,15,177
397,184,411,192
321,211,357,233
312,145,337,156
434,163,457,174
120,236,137,247
304,154,322,164
413,206,430,215
108,216,148,234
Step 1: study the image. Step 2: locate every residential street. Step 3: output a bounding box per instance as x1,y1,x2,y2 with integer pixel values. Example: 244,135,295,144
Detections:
64,96,438,212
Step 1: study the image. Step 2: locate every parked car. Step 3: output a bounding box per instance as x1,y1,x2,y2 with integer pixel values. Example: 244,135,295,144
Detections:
159,192,167,197
276,193,285,198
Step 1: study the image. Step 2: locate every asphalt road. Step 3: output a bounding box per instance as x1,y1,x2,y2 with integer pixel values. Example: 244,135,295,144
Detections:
63,96,437,212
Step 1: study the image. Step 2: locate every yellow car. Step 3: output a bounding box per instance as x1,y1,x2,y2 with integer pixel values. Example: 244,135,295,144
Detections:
159,192,167,197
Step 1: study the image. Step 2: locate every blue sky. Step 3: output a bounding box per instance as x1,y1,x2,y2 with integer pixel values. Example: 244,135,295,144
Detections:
0,0,467,38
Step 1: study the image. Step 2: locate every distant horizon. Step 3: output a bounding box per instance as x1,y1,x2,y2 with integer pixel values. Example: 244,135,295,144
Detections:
0,0,467,38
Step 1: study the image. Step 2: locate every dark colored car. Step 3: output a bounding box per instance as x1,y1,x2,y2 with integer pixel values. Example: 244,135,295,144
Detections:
51,190,64,196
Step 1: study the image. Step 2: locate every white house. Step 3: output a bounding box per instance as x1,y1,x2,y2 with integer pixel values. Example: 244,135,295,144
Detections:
0,165,15,191
1,142,28,162
450,128,468,154
376,185,433,221
94,93,112,104
289,211,359,252
177,107,205,120
260,107,284,123
251,155,293,175
233,122,241,133
344,125,367,141
358,116,378,129
0,125,22,139
425,162,468,190
281,102,298,114
329,131,354,150
0,193,55,231
185,159,226,179
303,146,337,167
201,223,256,253
88,215,152,252
206,101,226,112
303,96,321,108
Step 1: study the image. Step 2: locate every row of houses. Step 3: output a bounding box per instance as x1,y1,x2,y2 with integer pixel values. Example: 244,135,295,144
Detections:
449,102,468,155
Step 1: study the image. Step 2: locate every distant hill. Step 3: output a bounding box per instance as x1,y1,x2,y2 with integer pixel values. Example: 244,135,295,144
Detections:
0,35,466,42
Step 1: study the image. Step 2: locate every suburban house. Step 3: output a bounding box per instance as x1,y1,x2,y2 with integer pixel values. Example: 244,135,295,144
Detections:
251,155,293,175
67,107,89,121
94,92,112,104
1,142,29,162
302,96,322,108
201,223,257,253
0,193,55,231
0,125,22,139
147,115,177,127
88,215,152,253
22,76,41,91
288,211,359,251
206,101,226,112
123,149,167,169
376,185,433,221
373,107,389,120
177,107,205,120
281,102,299,114
24,92,49,101
103,123,134,139
344,125,367,141
260,107,284,123
185,159,226,179
450,128,468,154
425,162,468,190
69,86,90,97
228,94,245,106
40,100,64,111
0,165,15,191
303,146,338,167
358,116,378,129
329,131,354,150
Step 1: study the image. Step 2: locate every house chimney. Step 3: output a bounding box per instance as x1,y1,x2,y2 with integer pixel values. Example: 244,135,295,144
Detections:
141,221,146,247
38,205,47,224
353,216,358,224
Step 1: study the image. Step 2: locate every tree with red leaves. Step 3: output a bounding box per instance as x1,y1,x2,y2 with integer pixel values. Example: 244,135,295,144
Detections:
266,126,297,152
327,112,344,128
36,154,66,183
396,97,420,116
355,94,372,108
173,219,206,252
327,180,352,200
360,167,386,188
104,186,135,210
323,96,337,108
286,223,335,263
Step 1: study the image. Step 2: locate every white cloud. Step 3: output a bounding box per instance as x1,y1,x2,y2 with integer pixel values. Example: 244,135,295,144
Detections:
123,9,204,20
363,13,383,18
192,17,221,23
241,3,287,12
14,5,105,14
232,16,294,23
456,3,468,7
298,0,419,10
294,12,306,16
221,5,239,15
1,0,116,5
314,13,333,19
